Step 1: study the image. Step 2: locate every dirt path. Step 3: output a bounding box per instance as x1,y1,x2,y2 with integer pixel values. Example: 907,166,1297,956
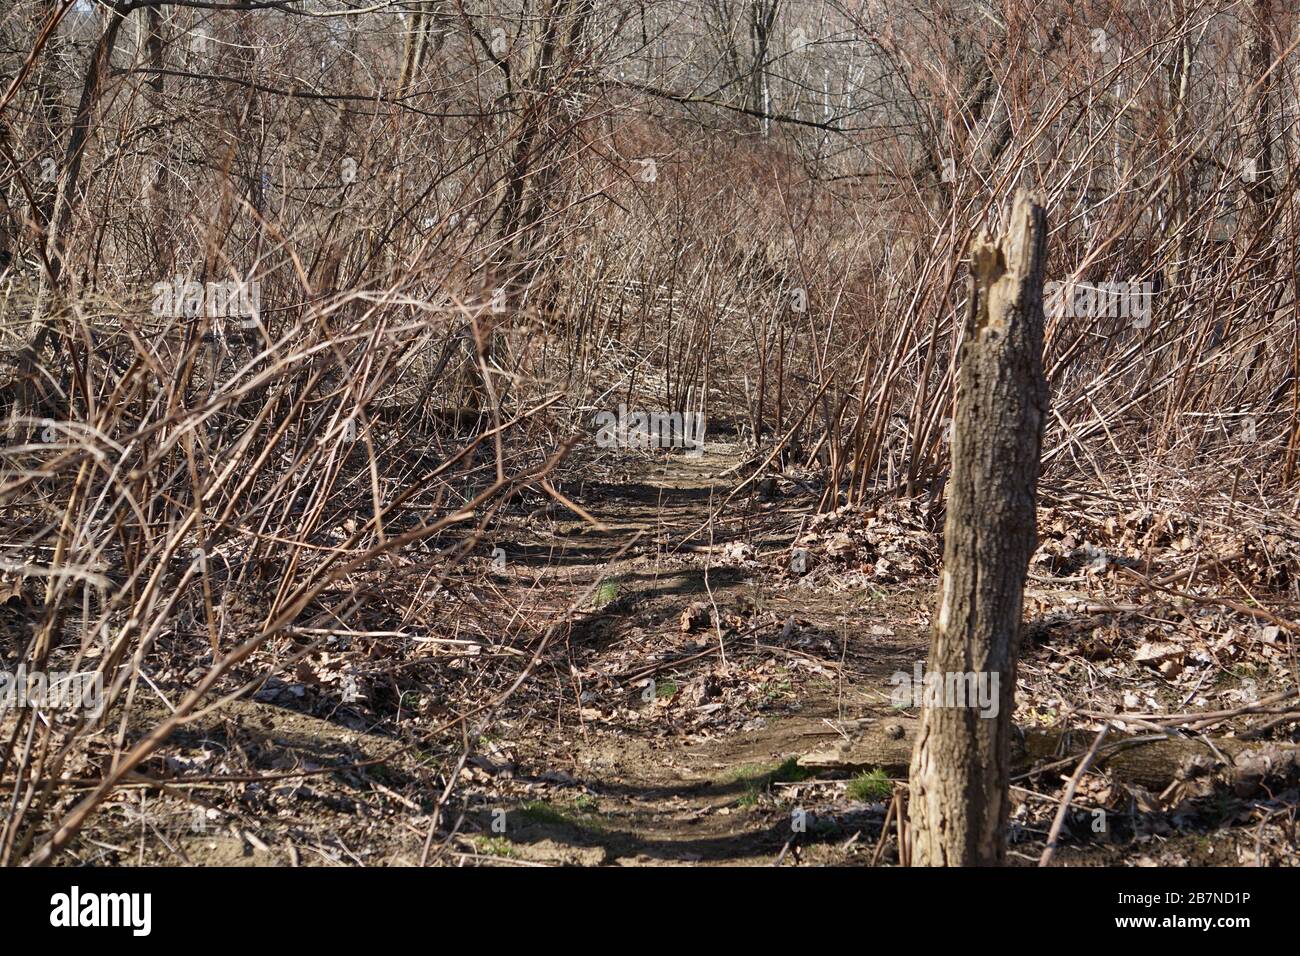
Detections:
77,441,1294,867
64,439,929,867
467,440,932,865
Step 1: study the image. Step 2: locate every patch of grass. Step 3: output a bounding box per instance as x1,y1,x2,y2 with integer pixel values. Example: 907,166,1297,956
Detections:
594,580,619,607
727,757,813,807
759,679,793,705
846,768,893,802
722,763,766,784
656,678,678,700
517,798,608,832
519,799,571,826
725,757,809,785
771,756,812,784
472,836,516,858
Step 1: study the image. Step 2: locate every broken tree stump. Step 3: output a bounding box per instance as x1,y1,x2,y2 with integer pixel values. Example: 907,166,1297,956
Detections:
908,192,1050,865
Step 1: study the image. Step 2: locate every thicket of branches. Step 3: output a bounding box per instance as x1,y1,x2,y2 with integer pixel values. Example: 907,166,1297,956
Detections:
0,0,1297,864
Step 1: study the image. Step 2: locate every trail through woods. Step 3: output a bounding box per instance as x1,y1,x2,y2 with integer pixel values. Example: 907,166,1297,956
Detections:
65,438,1300,866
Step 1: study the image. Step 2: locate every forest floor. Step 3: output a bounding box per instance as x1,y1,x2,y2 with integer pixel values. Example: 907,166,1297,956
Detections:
43,439,1300,866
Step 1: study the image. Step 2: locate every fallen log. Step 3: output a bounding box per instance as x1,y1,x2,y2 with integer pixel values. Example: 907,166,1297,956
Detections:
798,717,1300,793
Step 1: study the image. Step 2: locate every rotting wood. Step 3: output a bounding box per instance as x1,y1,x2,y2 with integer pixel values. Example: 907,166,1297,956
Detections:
799,716,1300,792
907,190,1049,864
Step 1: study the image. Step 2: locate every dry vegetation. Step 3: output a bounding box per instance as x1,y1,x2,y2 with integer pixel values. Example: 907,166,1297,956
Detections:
0,0,1297,867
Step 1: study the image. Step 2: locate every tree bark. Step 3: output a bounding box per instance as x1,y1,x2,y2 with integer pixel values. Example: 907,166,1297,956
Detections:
907,191,1049,866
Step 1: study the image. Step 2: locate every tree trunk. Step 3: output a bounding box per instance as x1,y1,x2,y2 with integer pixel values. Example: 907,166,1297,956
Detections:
907,191,1049,866
1246,0,1276,218
43,6,124,277
476,0,592,413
